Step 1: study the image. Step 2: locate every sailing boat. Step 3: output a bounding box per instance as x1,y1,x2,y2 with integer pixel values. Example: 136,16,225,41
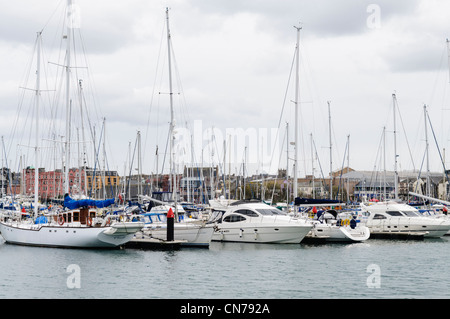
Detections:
128,8,213,247
0,2,143,248
356,94,450,238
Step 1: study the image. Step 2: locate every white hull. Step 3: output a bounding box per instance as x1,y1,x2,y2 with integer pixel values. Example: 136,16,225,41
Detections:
212,224,311,244
365,220,450,238
136,223,214,247
0,221,143,248
308,223,370,242
211,201,313,244
361,201,450,238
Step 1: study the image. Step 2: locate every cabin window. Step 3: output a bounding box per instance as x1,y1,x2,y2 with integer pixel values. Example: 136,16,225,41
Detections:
73,212,80,222
386,211,403,217
373,214,386,219
235,209,258,217
223,214,247,223
401,211,419,217
256,209,282,215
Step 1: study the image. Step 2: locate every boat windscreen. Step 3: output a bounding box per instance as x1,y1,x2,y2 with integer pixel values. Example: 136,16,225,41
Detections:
386,211,403,217
401,210,420,217
256,209,283,215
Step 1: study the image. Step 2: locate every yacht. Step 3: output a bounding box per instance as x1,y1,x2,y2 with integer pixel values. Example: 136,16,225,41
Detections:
0,195,144,248
132,211,214,247
211,201,313,244
305,210,370,242
360,201,450,238
0,207,144,249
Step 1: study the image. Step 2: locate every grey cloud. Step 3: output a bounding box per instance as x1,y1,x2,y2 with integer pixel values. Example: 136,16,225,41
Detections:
188,0,420,38
0,0,138,54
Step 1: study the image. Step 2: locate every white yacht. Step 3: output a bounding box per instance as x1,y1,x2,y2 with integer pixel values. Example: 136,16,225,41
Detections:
0,205,144,249
211,201,313,244
305,210,370,242
360,201,450,238
132,211,214,247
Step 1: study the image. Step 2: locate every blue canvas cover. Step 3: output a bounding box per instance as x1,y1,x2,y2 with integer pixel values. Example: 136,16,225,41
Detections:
35,216,48,224
64,194,115,210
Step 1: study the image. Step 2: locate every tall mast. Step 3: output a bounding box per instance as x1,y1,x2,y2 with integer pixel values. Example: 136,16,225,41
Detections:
393,93,399,200
166,8,177,210
346,134,350,203
446,39,450,83
383,126,386,200
424,104,431,197
286,122,289,203
64,0,73,195
328,101,333,200
34,32,42,218
293,25,301,200
310,133,315,199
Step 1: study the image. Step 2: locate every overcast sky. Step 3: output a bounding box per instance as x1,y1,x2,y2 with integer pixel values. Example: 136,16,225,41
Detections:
0,0,449,180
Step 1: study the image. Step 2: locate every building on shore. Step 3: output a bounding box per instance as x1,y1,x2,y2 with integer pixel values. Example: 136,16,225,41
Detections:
3,164,450,204
19,167,120,201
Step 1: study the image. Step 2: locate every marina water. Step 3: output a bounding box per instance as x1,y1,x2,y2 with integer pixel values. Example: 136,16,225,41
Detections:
1,237,450,299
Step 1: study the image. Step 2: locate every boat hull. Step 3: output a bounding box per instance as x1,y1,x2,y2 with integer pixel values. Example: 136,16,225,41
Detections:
135,223,214,247
364,217,450,238
212,224,311,244
308,224,370,242
0,221,142,248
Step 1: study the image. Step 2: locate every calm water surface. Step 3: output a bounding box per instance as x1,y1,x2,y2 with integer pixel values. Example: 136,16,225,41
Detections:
1,237,449,299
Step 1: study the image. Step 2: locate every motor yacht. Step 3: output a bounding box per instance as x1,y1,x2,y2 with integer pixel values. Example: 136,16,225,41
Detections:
360,201,450,238
305,209,370,242
211,201,312,244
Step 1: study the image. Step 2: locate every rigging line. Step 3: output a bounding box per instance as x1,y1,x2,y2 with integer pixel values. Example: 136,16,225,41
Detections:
264,45,296,179
270,124,287,205
277,46,297,131
427,111,450,185
413,147,427,195
336,137,348,201
89,119,104,198
395,99,416,171
144,18,166,164
102,133,115,198
2,138,14,199
125,136,138,201
8,35,39,157
78,30,101,119
370,128,385,185
312,137,326,193
40,0,65,34
367,130,382,200
159,124,171,177
170,37,191,129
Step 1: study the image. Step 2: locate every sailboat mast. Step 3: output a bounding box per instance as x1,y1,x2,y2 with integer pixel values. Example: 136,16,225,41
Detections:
383,126,387,200
328,101,333,200
393,93,399,200
424,104,431,197
34,32,42,218
166,8,177,210
286,122,289,203
293,25,301,200
64,0,73,195
446,39,450,83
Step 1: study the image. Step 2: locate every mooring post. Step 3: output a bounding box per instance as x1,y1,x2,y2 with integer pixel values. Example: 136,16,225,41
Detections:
167,207,174,241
